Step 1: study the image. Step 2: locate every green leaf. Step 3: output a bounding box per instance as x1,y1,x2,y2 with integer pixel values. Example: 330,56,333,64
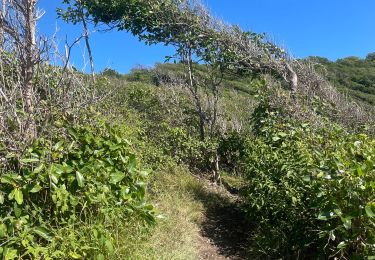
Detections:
1,174,19,186
127,154,137,173
20,158,40,163
357,166,363,177
341,217,352,230
13,203,21,218
26,183,42,193
53,141,64,151
67,127,78,140
303,175,311,182
49,173,58,184
33,163,45,174
105,240,114,253
96,254,105,260
76,171,85,187
0,193,4,204
14,189,23,205
69,252,82,259
3,247,18,260
34,226,53,241
110,171,124,184
0,223,7,238
365,202,375,218
337,241,347,249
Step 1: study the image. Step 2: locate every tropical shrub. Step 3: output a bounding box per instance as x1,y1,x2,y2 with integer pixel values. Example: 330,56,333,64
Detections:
0,120,153,259
243,105,375,258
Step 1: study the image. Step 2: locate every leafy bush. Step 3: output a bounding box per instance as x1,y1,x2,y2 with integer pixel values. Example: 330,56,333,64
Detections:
0,120,153,259
218,132,247,175
243,105,375,258
145,123,218,173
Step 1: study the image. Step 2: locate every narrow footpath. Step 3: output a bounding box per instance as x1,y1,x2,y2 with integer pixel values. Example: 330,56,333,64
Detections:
193,180,251,260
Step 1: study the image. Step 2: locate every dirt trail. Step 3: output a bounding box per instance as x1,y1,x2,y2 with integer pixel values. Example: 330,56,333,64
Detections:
192,180,251,260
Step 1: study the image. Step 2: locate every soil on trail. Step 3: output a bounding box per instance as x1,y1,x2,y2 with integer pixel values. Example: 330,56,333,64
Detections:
192,180,251,260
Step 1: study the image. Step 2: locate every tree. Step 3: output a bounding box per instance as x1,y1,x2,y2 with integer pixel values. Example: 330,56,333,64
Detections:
0,0,6,51
0,0,41,139
366,52,375,62
59,0,95,80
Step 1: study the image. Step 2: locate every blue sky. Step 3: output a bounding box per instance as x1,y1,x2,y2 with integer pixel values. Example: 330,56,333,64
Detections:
38,0,375,73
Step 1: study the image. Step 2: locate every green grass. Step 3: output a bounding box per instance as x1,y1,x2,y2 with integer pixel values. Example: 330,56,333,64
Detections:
109,166,205,259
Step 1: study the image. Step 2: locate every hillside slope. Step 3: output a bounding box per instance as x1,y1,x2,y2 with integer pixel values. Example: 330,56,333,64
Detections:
307,53,375,106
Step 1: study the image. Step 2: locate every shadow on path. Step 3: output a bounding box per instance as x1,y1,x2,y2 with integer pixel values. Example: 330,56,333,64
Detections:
190,181,252,259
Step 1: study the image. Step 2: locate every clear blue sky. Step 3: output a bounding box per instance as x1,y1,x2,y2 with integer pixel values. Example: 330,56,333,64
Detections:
38,0,375,74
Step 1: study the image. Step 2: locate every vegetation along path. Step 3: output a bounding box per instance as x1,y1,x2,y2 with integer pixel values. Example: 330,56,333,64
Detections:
143,170,251,260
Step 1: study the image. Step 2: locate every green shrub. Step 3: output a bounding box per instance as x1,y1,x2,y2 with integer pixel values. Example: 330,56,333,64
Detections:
0,120,153,259
218,132,247,175
145,123,219,173
243,106,375,258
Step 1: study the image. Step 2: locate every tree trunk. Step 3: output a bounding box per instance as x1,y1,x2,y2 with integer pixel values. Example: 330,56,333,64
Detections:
23,0,37,139
80,7,95,82
186,47,205,141
0,0,6,51
213,153,221,184
209,84,219,137
286,63,298,98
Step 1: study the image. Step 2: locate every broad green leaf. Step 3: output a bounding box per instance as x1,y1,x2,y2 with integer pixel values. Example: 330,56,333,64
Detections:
26,183,42,193
76,171,85,187
110,171,124,184
1,174,19,186
105,240,114,253
0,223,7,238
13,203,21,218
127,154,137,173
365,202,375,218
0,193,4,204
33,163,45,174
357,166,363,177
14,189,23,205
34,226,53,241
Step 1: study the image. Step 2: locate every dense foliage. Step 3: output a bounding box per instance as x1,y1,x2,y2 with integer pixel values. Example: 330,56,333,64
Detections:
1,0,374,258
0,119,153,259
243,100,375,258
